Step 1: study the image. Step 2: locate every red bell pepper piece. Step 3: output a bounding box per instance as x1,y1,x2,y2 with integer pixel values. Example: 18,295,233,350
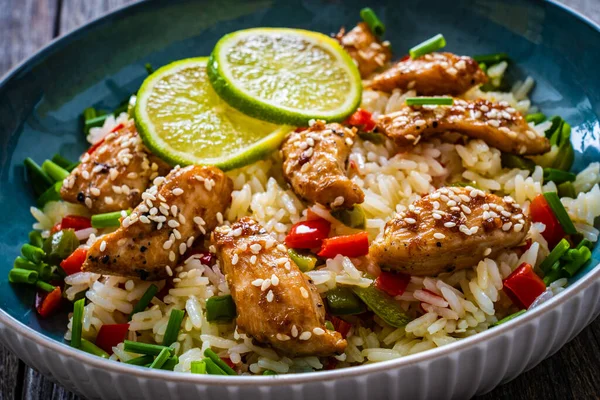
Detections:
345,108,376,132
60,248,88,275
285,218,331,249
86,137,106,155
530,194,565,248
330,316,352,338
60,215,92,231
50,222,62,234
183,249,216,266
502,262,546,309
36,287,63,318
95,323,130,354
375,271,411,297
317,232,369,258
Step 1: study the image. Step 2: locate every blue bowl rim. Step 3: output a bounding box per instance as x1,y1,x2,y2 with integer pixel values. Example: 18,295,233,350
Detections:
0,0,599,385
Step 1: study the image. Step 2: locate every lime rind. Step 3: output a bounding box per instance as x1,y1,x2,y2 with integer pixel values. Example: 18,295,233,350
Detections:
208,28,362,126
135,57,292,171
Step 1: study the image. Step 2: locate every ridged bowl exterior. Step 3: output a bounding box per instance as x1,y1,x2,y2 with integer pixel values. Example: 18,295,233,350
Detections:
1,0,600,398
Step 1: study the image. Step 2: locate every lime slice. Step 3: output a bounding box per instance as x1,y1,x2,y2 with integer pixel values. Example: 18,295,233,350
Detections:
135,57,291,170
208,28,362,125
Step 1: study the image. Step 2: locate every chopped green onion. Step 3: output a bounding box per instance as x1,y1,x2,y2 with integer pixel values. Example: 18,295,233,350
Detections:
42,160,70,182
163,309,185,346
478,63,487,73
80,338,109,359
473,53,509,65
557,182,576,199
149,347,171,369
21,243,45,264
24,158,53,196
406,97,453,106
36,280,56,293
129,284,159,320
543,192,577,235
125,354,154,366
83,107,97,122
66,162,80,172
450,181,481,189
326,287,366,316
206,295,237,323
539,238,570,273
576,239,593,250
325,321,335,331
331,205,366,228
542,263,563,285
85,114,111,134
409,34,446,59
357,131,385,144
561,246,592,277
71,298,85,348
204,348,236,375
360,7,385,36
263,370,277,376
161,356,179,371
525,112,546,124
37,181,62,208
91,210,131,228
287,249,318,272
191,360,207,374
8,268,38,284
51,154,74,170
543,168,575,184
203,358,227,375
123,340,172,356
545,116,563,142
14,256,40,272
29,230,44,248
43,229,80,265
491,309,526,327
500,153,535,172
145,63,155,75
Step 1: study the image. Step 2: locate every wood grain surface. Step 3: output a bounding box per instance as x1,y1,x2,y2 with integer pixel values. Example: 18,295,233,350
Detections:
0,1,598,399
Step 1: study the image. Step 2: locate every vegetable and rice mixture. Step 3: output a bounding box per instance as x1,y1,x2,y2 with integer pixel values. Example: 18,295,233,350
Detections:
11,8,600,375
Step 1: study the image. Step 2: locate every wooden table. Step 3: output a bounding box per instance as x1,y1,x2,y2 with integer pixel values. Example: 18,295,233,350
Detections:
1,0,599,399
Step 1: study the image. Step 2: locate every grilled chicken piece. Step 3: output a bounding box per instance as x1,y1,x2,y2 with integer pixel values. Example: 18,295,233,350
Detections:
61,121,171,214
83,165,233,280
368,52,487,95
335,22,392,78
370,186,530,276
376,98,550,155
212,217,346,357
281,121,364,209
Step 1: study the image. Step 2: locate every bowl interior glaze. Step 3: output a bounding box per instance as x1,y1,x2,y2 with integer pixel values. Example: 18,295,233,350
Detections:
0,0,598,346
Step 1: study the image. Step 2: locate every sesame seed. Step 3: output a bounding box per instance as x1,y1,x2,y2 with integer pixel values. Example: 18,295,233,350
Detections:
345,137,354,146
251,279,264,287
153,176,166,186
179,243,187,255
250,255,257,265
81,171,90,180
266,290,274,302
165,266,173,276
514,223,524,232
168,220,180,228
459,225,472,235
163,240,173,250
173,229,182,240
312,327,325,336
178,213,186,224
194,216,206,226
502,222,512,231
405,218,417,224
171,205,178,217
99,241,106,252
433,233,445,239
109,169,119,181
250,244,262,254
291,325,298,338
261,279,271,291
84,197,92,208
484,248,492,256
276,334,290,341
432,213,442,220
169,251,176,262
105,196,114,205
271,274,279,286
232,253,239,265
299,331,312,341
461,205,472,214
300,287,309,299
277,244,287,252
444,222,456,228
140,215,151,224
172,188,184,196
332,196,345,207
217,212,223,224
187,236,194,248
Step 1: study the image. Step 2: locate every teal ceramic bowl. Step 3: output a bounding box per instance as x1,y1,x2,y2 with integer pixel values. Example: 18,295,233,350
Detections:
0,1,599,399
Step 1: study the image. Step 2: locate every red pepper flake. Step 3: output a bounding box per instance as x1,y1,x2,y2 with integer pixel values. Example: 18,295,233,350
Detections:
110,123,124,133
345,109,376,132
86,137,106,155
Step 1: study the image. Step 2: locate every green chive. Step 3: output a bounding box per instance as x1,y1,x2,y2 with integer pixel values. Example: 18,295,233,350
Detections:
205,295,237,323
203,358,227,375
191,360,207,374
36,280,56,293
287,249,318,272
80,338,109,359
42,160,70,182
491,309,526,327
562,246,592,277
500,153,536,172
473,53,510,65
525,112,546,125
539,238,570,273
542,264,563,285
91,210,131,228
557,182,576,198
478,63,487,73
325,321,335,331
161,356,179,371
163,309,185,346
360,7,385,36
263,370,277,376
125,355,154,366
14,256,40,271
83,107,97,121
123,340,171,356
66,162,80,172
577,239,593,250
29,230,44,248
543,192,577,235
71,298,85,348
51,154,73,170
8,268,38,284
543,168,575,184
24,158,53,196
145,63,155,75
21,244,45,264
85,114,111,134
406,97,453,106
409,34,446,59
204,348,236,375
37,181,62,208
129,284,159,320
149,347,171,369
